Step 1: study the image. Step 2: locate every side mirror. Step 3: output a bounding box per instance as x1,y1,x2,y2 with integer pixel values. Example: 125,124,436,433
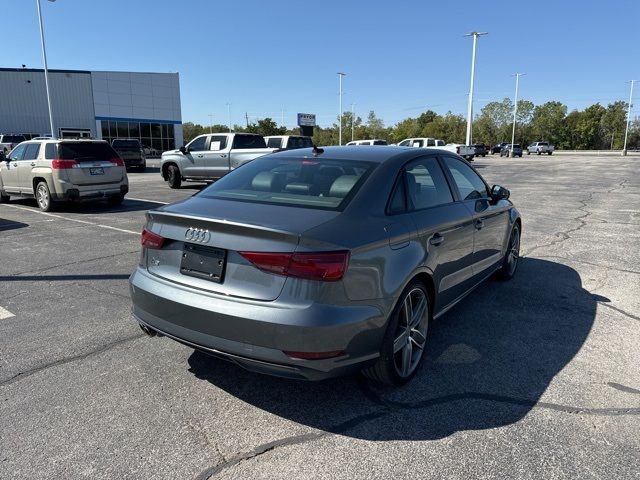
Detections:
491,185,510,201
179,145,188,154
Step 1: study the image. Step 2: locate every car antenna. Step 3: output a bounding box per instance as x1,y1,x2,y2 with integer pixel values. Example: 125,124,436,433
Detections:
312,145,324,157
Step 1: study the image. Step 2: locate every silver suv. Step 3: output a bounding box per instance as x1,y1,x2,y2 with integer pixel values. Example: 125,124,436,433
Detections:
0,139,128,211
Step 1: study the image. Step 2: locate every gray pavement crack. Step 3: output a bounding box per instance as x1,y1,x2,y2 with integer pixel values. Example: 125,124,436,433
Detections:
0,333,144,387
535,255,640,275
608,382,640,395
195,377,640,479
597,302,640,322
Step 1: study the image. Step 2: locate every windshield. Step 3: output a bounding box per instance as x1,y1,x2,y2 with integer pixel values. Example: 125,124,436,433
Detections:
198,156,376,210
57,142,119,162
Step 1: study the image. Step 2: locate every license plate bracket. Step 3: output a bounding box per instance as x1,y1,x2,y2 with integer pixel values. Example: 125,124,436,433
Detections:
89,167,104,175
180,243,227,283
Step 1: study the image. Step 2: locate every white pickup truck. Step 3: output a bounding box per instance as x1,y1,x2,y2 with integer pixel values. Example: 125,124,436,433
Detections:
397,137,475,160
160,133,276,188
0,134,26,154
526,142,554,155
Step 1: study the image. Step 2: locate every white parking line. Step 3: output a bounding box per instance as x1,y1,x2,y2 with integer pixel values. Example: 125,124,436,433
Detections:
126,197,169,205
0,306,15,320
0,204,139,235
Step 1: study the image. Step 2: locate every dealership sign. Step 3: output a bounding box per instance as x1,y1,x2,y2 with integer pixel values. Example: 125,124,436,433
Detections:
297,113,316,127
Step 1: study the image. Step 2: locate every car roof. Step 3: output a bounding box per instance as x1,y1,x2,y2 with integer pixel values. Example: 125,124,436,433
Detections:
271,145,450,164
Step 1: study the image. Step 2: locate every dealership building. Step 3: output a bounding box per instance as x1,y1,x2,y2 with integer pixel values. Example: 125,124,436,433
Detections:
0,67,183,151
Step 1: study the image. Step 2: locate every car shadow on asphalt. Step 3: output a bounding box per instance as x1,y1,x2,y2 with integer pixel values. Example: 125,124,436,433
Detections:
186,258,598,441
0,218,28,231
7,197,166,214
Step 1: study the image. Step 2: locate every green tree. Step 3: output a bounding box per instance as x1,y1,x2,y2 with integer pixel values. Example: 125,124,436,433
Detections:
574,104,606,149
531,101,568,145
601,101,628,149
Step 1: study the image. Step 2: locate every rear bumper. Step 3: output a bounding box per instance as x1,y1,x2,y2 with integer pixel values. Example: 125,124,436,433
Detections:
129,267,386,380
53,184,128,201
124,158,145,168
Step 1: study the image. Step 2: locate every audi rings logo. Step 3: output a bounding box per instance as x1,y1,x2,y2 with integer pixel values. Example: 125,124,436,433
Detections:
185,227,211,243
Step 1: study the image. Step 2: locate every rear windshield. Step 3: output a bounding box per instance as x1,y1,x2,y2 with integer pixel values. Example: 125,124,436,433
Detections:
112,139,140,149
232,134,267,149
57,142,119,162
2,135,26,143
199,156,376,210
373,140,388,145
513,144,521,148
266,138,283,148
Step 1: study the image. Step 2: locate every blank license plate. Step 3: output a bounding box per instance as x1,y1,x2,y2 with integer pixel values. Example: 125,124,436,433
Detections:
180,243,227,283
89,167,104,175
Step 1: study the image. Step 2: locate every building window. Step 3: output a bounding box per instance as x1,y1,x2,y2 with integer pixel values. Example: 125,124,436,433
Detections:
103,120,176,151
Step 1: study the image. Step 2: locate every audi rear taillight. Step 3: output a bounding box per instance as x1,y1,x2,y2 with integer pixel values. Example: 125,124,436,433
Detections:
141,228,165,249
51,159,79,169
238,251,349,281
111,157,125,166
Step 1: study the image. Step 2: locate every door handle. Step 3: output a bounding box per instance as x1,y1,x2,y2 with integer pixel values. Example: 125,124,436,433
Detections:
197,154,204,158
220,154,227,158
429,233,444,246
31,162,36,167
475,219,485,230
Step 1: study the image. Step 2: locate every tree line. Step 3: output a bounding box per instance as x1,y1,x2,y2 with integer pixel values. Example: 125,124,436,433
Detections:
182,99,640,150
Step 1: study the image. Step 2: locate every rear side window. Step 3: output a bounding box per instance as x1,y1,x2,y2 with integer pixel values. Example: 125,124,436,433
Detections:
373,140,387,145
209,135,228,151
199,157,376,211
23,143,41,160
44,143,56,159
443,156,489,201
426,139,435,147
266,138,282,148
232,135,267,149
405,157,453,209
388,176,407,214
57,142,119,162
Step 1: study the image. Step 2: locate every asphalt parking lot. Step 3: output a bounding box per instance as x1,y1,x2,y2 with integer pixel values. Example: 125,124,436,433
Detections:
1,154,639,479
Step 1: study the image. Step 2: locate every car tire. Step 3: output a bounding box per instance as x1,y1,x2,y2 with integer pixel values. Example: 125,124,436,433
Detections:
548,151,553,155
167,165,181,189
518,154,522,157
138,164,146,172
0,192,10,203
537,151,541,155
527,150,531,155
497,223,521,280
362,279,430,386
107,194,125,206
35,181,54,212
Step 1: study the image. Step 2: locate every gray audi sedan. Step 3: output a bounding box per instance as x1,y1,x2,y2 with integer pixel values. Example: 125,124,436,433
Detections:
130,146,521,385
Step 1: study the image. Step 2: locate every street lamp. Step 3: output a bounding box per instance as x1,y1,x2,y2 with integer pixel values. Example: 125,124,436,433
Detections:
622,80,636,156
208,114,213,133
36,0,56,138
351,103,355,141
337,72,346,145
226,103,231,132
510,73,525,157
464,31,487,145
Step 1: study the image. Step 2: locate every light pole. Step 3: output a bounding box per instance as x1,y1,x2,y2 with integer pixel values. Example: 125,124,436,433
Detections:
337,72,346,145
464,31,487,146
226,103,231,132
351,103,355,141
208,114,213,133
37,0,56,138
623,80,636,155
510,73,525,157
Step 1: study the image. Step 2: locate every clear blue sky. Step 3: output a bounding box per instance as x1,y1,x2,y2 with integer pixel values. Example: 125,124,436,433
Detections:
4,0,639,128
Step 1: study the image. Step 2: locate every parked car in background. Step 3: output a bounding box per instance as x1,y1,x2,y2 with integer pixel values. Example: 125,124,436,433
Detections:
491,142,508,154
397,138,475,160
142,145,159,157
0,134,26,154
472,143,487,157
111,138,146,171
500,144,523,157
345,139,388,146
130,145,521,385
264,135,313,150
0,139,128,211
527,142,554,155
160,133,276,188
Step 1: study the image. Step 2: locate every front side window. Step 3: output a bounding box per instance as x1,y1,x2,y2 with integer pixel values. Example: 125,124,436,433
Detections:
443,156,489,201
199,157,376,211
405,157,454,210
398,140,410,146
187,136,207,151
8,144,27,161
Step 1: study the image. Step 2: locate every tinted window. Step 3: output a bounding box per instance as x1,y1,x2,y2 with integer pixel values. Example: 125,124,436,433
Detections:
387,176,407,214
398,140,410,146
44,143,56,159
199,157,376,211
373,140,387,145
266,138,282,148
405,157,454,209
232,134,267,149
436,140,445,146
411,140,424,147
58,142,119,162
23,143,41,160
8,144,27,161
300,137,313,148
112,139,140,149
3,135,26,143
426,139,435,147
187,136,207,151
209,135,228,151
443,156,488,201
